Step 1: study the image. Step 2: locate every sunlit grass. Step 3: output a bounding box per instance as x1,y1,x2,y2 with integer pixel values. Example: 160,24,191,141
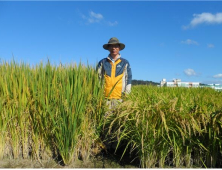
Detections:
108,85,222,168
1,60,222,168
0,60,106,165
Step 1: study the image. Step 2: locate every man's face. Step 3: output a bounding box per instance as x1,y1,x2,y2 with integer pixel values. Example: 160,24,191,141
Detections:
108,44,120,56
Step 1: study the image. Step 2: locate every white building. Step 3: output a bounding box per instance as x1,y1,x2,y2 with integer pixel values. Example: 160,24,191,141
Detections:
205,84,222,91
160,79,200,88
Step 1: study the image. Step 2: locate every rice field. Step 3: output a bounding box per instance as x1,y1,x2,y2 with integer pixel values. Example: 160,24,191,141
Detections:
0,60,106,166
109,85,222,168
1,60,222,168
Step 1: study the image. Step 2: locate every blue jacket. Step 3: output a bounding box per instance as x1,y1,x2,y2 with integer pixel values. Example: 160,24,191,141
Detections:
97,54,132,99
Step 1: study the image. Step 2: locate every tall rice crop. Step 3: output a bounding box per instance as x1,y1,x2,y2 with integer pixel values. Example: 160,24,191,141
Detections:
0,60,105,165
2,59,222,168
0,61,31,159
108,85,222,168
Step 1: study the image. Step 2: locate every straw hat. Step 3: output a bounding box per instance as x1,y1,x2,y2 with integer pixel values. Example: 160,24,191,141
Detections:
103,37,125,50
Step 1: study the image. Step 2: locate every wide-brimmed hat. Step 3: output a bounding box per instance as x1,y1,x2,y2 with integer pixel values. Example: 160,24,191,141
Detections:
103,37,125,50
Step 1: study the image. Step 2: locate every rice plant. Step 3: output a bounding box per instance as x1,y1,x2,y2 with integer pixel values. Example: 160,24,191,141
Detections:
108,85,222,168
1,59,222,168
0,60,106,165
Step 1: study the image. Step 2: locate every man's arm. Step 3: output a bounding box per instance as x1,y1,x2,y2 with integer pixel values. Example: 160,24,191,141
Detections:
97,59,105,80
125,62,132,94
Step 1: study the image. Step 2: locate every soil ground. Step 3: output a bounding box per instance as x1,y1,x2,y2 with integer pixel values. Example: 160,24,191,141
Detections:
0,155,138,168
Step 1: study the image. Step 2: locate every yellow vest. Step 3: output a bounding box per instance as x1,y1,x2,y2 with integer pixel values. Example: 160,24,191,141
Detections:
104,59,123,99
97,56,132,99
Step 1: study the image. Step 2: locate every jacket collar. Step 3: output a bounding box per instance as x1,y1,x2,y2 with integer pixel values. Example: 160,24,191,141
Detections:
107,54,121,63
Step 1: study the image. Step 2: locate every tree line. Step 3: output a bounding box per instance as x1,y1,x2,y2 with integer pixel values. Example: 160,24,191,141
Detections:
132,79,159,86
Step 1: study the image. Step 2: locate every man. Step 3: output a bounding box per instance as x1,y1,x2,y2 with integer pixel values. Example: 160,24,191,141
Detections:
97,37,132,109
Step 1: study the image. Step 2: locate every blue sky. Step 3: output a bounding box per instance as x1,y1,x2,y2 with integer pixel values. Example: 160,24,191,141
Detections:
0,1,222,84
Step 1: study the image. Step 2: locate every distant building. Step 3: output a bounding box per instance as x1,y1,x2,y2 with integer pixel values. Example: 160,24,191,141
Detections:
160,79,200,88
204,84,222,91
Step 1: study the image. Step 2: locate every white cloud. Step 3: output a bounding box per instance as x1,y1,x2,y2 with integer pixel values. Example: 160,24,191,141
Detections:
191,13,222,26
107,21,118,26
183,12,222,29
207,44,215,48
80,10,117,26
213,74,222,78
85,11,104,23
89,11,103,20
181,39,199,45
184,69,197,76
